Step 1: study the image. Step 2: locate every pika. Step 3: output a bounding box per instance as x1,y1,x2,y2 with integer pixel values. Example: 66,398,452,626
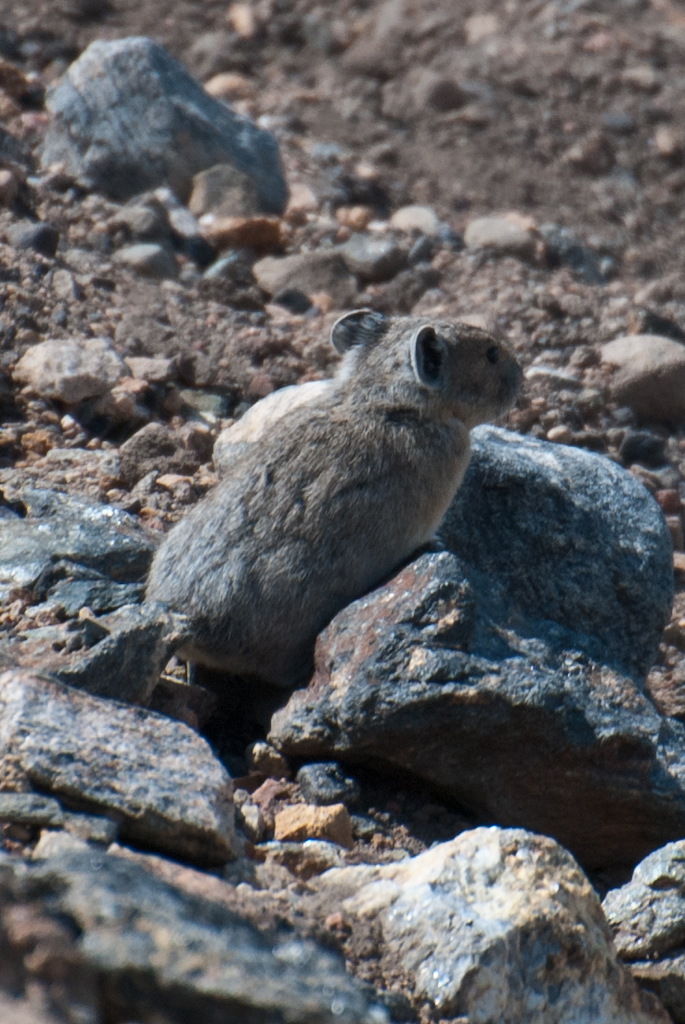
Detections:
146,310,522,686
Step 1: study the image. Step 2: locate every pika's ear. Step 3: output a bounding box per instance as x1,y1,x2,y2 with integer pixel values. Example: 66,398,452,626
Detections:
331,309,387,354
411,325,446,388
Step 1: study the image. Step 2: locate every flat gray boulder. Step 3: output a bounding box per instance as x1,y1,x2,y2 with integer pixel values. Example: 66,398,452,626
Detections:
0,669,237,863
41,37,287,210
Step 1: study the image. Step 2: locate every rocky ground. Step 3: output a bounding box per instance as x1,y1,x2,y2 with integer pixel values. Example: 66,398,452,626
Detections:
0,0,684,1022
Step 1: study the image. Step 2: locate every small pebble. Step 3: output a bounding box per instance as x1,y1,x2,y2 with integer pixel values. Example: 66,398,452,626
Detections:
389,205,440,235
7,221,60,257
114,243,177,280
296,761,360,807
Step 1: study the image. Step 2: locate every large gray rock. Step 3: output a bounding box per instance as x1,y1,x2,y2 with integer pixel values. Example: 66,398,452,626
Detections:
0,669,237,863
604,840,685,1023
0,488,158,603
0,849,380,1024
41,37,287,211
270,430,678,869
307,827,667,1023
443,426,673,680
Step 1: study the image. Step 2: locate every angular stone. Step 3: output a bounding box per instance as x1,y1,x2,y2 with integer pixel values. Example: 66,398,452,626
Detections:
443,426,672,679
13,336,128,404
255,838,344,879
297,762,360,807
604,840,685,1022
602,334,685,424
0,792,64,828
189,162,261,217
119,421,212,487
0,669,237,863
309,827,667,1023
274,803,353,848
0,849,379,1024
201,214,283,254
107,195,173,243
1,602,189,704
125,355,174,383
0,488,158,602
270,430,678,869
41,37,287,211
253,251,356,307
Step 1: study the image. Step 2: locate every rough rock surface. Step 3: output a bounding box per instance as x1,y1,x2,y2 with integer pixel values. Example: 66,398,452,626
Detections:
604,840,685,1023
0,670,237,863
41,37,287,211
1,601,189,704
0,488,158,603
442,426,673,680
270,548,685,869
13,336,127,404
308,827,666,1023
0,849,380,1024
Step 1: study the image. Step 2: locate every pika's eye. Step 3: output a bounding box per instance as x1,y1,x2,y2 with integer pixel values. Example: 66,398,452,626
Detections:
486,345,499,365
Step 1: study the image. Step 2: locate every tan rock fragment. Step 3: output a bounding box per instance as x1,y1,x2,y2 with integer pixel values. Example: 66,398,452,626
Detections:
274,803,353,848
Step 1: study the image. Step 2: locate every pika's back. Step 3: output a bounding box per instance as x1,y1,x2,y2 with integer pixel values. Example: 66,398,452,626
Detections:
146,309,522,686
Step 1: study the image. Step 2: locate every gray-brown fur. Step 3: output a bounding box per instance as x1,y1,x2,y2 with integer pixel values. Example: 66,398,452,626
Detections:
146,310,522,686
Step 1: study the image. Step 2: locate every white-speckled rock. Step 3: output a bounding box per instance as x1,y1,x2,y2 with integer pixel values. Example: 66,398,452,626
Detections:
311,827,668,1023
13,336,128,403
